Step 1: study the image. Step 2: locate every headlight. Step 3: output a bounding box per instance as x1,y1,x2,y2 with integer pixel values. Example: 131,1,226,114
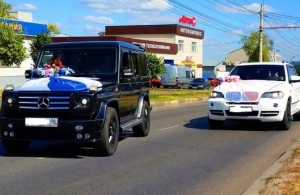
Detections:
74,96,91,109
261,91,284,99
5,96,16,107
209,91,224,98
79,96,90,108
89,85,98,92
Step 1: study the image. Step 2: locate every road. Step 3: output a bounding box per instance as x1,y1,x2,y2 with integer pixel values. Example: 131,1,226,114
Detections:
1,102,300,195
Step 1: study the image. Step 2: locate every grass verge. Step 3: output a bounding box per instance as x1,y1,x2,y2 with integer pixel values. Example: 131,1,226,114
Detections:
149,88,211,101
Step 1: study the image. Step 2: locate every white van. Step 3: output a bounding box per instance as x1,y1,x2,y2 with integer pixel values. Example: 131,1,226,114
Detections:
161,65,195,89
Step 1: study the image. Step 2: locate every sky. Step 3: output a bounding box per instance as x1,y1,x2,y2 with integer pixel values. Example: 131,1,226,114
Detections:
6,0,300,66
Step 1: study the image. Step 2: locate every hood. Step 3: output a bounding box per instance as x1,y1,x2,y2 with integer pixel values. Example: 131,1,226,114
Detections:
17,76,102,92
215,80,284,102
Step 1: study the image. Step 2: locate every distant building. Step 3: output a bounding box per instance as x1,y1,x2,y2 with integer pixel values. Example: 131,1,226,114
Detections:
225,47,282,64
225,48,248,65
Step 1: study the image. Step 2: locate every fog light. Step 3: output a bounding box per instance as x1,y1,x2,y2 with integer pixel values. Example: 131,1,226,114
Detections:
8,123,13,129
75,125,84,131
274,103,278,108
10,132,15,137
76,133,83,139
4,131,8,136
84,133,90,139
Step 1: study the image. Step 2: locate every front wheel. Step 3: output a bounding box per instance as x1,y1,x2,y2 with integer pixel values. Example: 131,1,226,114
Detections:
278,100,291,130
2,139,31,154
133,101,150,137
208,117,224,129
94,107,119,156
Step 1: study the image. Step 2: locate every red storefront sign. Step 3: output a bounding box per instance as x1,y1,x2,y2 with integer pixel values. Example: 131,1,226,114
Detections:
179,15,196,26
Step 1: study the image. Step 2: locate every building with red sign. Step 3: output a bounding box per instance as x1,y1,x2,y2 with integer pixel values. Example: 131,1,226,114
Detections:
52,23,205,77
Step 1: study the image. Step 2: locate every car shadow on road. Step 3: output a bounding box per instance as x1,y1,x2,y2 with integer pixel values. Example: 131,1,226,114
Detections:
0,134,132,158
184,116,279,131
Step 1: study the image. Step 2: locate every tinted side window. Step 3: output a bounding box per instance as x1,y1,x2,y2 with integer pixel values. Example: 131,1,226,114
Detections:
138,53,147,76
287,65,297,80
131,53,138,76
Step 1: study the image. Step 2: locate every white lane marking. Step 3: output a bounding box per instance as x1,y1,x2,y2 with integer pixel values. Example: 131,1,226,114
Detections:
159,125,178,131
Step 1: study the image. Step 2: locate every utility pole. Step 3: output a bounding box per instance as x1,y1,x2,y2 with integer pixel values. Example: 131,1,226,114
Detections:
259,4,264,62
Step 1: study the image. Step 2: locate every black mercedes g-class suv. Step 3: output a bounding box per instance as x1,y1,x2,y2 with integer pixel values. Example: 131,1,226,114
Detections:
0,41,152,156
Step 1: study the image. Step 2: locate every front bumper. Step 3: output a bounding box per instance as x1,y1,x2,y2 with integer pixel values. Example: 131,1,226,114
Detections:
0,117,103,142
207,98,286,122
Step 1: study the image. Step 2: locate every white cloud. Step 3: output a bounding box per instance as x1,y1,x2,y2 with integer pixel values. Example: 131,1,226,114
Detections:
79,0,171,13
15,4,37,11
83,16,114,24
83,25,103,35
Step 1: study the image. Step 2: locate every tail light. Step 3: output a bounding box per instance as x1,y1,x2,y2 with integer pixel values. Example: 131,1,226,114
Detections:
176,77,179,84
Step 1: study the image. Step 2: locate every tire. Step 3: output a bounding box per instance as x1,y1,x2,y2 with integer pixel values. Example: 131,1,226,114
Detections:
133,101,150,137
2,139,31,154
93,107,119,156
208,117,224,129
278,100,291,130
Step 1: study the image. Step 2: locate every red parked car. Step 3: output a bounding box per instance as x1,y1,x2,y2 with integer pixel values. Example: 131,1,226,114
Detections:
207,78,219,87
149,78,161,88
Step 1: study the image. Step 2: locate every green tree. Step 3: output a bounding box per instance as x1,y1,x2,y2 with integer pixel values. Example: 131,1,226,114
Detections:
0,0,14,18
47,23,60,35
295,66,300,76
29,31,52,63
241,31,273,62
147,53,166,79
0,0,27,66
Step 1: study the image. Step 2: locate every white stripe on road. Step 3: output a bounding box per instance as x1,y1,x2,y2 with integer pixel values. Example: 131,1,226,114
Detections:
159,125,178,131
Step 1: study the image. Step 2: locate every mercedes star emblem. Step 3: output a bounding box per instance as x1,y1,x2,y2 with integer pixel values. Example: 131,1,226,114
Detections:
37,97,50,109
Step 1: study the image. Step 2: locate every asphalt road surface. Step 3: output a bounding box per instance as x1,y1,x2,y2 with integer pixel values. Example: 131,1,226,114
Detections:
1,102,300,195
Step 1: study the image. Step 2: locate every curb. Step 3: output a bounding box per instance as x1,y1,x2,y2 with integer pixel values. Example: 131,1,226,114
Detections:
242,141,300,194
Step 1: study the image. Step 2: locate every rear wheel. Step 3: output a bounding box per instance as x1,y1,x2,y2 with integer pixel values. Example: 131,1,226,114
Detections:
278,100,291,130
93,107,119,156
2,139,31,154
133,101,150,137
208,117,224,129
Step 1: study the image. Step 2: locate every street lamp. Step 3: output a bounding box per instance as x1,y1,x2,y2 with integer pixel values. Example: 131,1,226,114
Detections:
290,56,295,64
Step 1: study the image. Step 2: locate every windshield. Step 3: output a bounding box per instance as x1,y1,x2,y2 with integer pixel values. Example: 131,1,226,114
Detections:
230,64,286,81
194,78,205,82
34,47,117,78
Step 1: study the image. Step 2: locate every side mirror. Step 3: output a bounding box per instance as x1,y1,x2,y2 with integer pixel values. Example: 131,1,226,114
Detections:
290,75,300,83
122,68,134,78
24,69,32,79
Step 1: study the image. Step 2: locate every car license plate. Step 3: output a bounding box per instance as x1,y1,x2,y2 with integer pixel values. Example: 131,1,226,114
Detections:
25,118,58,127
229,106,252,112
192,87,197,89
